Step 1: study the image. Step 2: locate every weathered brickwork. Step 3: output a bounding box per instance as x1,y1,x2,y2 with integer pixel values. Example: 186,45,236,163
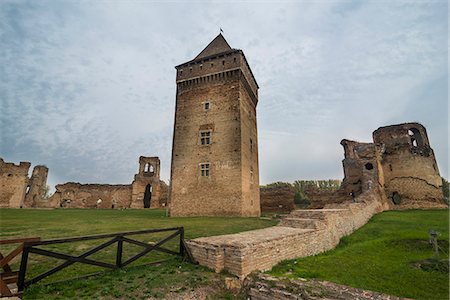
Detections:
0,158,51,208
50,156,168,209
187,192,386,278
260,187,295,212
131,156,167,208
186,122,445,278
373,123,444,208
0,159,31,208
23,165,49,208
306,122,446,210
169,34,260,217
49,183,132,208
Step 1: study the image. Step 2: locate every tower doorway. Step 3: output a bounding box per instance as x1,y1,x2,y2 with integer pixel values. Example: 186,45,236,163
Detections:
143,184,152,208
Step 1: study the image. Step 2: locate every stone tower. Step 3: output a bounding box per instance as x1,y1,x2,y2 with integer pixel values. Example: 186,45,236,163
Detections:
24,165,49,208
131,156,165,208
169,34,260,216
373,122,444,207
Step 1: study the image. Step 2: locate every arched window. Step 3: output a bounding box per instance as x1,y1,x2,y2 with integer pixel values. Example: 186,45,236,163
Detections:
408,128,423,147
144,163,154,173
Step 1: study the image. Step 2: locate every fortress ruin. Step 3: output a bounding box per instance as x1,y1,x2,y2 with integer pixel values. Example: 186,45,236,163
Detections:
306,122,445,209
50,156,168,209
0,159,51,208
0,156,168,209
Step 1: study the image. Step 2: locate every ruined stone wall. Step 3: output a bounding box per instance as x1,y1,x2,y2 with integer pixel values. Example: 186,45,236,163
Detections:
260,187,295,212
47,156,167,209
130,156,167,208
23,165,48,208
50,183,132,208
304,187,350,209
0,159,30,208
0,159,52,208
340,139,379,195
373,122,445,208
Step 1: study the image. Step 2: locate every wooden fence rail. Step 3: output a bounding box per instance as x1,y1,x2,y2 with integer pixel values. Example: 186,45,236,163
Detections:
0,237,41,297
7,227,195,296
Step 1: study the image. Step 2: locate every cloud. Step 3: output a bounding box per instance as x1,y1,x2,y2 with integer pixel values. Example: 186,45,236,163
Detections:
0,0,447,192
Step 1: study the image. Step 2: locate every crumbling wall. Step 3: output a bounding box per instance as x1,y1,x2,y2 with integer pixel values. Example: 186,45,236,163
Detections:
23,165,49,208
305,140,380,208
51,183,132,208
305,122,445,210
373,122,445,209
304,186,350,209
130,156,166,208
0,159,52,208
49,156,168,209
260,187,295,212
0,159,30,208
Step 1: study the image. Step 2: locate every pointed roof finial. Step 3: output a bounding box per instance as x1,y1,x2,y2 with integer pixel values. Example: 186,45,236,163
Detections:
194,33,232,60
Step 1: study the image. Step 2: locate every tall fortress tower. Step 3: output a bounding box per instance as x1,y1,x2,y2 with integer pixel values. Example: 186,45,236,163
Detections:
169,34,260,217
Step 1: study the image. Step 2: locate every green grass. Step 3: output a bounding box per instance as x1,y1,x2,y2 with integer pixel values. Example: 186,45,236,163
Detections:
269,210,449,300
0,208,276,299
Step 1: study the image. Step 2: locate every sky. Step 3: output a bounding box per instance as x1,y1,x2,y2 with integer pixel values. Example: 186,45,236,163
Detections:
0,0,448,191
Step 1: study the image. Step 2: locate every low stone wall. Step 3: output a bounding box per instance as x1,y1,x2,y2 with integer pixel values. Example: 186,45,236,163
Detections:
260,187,295,212
187,192,386,278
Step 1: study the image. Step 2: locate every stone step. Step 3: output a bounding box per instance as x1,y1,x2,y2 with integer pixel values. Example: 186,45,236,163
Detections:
289,209,349,219
279,218,325,230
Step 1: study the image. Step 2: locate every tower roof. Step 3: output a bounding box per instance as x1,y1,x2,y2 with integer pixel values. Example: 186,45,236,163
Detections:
194,33,233,60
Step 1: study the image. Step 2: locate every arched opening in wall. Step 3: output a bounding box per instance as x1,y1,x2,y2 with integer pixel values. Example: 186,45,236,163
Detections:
144,163,154,174
25,186,31,194
143,184,152,208
365,163,374,170
408,128,424,147
391,192,401,205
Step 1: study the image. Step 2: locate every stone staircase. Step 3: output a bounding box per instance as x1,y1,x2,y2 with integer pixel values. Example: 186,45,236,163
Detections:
279,208,348,230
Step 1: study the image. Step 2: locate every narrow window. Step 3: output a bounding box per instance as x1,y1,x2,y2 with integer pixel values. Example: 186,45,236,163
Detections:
144,163,154,173
222,60,225,66
250,169,254,184
204,102,210,111
365,163,374,170
233,57,237,63
389,164,393,172
201,163,210,177
211,63,214,67
250,138,253,153
200,64,203,70
180,70,183,75
408,128,423,147
200,130,211,145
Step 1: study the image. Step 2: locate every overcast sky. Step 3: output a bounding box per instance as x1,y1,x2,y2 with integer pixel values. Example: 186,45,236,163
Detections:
0,0,448,191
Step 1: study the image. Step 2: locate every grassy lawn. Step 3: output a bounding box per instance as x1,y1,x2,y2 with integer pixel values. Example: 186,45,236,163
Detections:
0,208,277,299
269,210,449,300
